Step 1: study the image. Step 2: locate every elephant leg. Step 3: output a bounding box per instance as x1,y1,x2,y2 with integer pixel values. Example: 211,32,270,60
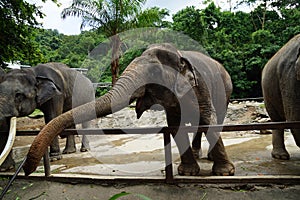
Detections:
49,136,62,161
80,121,91,152
167,115,200,176
192,131,213,161
204,114,234,176
271,129,289,160
42,99,64,160
192,132,202,159
62,135,76,154
63,124,76,154
0,152,15,171
208,134,235,175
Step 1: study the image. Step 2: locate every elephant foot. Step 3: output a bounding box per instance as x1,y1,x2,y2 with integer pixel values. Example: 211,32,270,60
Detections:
49,152,62,162
178,162,200,176
62,147,76,154
192,148,201,159
272,148,290,160
80,146,89,152
212,161,235,176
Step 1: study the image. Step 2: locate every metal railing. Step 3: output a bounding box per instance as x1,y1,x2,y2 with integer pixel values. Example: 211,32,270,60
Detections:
6,120,300,183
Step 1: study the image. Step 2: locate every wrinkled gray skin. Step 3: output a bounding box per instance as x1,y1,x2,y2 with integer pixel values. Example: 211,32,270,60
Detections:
0,63,94,171
262,34,300,160
24,44,235,176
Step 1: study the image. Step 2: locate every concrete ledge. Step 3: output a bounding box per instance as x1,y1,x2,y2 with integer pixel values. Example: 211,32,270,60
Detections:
1,172,299,185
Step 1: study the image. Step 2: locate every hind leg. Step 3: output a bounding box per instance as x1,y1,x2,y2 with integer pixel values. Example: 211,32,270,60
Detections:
272,129,290,160
192,132,202,159
80,121,91,152
264,97,289,159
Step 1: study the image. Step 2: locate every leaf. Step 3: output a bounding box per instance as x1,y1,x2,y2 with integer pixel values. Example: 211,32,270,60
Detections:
109,192,131,200
108,192,152,200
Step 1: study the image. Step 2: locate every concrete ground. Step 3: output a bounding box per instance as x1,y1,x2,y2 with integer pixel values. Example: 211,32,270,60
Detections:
1,177,300,200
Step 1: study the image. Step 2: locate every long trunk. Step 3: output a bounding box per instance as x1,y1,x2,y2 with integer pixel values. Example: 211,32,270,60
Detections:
23,69,145,176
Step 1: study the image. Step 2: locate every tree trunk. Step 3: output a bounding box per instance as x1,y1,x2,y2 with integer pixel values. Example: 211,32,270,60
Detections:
111,35,121,86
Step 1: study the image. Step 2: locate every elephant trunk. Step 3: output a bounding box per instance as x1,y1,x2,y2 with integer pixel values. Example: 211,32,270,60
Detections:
23,66,146,176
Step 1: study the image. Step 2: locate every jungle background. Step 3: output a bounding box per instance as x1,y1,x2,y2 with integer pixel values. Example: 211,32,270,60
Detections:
1,0,300,98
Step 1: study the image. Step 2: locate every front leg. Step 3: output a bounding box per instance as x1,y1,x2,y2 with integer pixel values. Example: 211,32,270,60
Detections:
167,114,200,176
204,112,235,176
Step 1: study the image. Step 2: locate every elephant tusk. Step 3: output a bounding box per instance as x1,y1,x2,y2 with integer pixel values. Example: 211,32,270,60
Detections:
0,117,17,166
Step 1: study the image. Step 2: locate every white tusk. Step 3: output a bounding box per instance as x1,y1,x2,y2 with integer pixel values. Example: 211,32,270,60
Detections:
0,117,17,166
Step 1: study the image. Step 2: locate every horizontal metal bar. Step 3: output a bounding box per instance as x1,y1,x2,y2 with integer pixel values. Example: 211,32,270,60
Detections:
0,121,299,136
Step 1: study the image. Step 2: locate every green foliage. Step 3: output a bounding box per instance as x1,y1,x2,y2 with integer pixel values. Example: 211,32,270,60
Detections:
2,0,300,98
171,1,300,97
61,0,169,85
0,0,55,66
172,6,207,44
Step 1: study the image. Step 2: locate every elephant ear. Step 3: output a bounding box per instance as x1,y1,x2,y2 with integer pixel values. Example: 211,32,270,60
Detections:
174,57,198,98
36,76,62,106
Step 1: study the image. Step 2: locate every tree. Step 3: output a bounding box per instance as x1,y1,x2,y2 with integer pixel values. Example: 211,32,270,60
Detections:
62,0,169,85
172,6,207,45
0,0,58,67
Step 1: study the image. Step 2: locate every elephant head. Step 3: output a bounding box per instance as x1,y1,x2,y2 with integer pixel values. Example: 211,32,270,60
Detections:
23,43,231,176
0,68,63,121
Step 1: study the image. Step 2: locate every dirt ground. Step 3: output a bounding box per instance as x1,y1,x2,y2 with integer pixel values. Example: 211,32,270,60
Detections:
1,102,300,199
1,177,300,200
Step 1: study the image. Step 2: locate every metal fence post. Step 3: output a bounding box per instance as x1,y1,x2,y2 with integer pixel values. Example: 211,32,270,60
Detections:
43,149,51,177
163,132,174,183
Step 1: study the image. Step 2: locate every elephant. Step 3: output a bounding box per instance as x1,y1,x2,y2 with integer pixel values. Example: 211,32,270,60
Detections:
262,34,300,160
23,43,235,176
0,62,94,171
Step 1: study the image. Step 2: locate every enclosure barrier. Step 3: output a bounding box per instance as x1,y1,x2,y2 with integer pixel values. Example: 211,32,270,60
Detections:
1,121,299,183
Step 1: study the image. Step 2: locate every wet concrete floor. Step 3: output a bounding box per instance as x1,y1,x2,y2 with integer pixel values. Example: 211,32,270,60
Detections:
10,126,300,178
5,105,300,177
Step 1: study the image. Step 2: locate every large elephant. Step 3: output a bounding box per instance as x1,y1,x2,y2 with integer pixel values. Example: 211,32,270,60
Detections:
0,62,94,171
23,43,235,176
262,34,300,160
